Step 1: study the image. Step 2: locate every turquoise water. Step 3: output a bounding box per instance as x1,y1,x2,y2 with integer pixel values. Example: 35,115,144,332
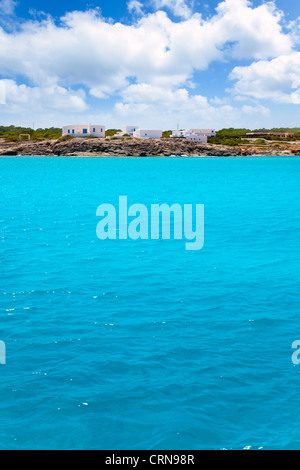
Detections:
1,155,300,450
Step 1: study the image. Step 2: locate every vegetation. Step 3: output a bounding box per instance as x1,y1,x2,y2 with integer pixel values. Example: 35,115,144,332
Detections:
208,135,249,146
0,125,62,141
216,128,251,138
254,139,267,145
207,127,300,145
253,127,300,136
82,135,100,139
215,127,300,141
1,125,299,145
105,129,121,137
59,135,75,141
162,130,173,138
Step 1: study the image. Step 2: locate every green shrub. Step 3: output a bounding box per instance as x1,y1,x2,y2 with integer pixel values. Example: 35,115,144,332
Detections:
0,125,61,141
105,129,121,137
162,130,172,138
59,135,75,141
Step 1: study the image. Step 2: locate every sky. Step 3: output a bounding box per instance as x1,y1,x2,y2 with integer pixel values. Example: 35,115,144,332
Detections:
0,0,299,130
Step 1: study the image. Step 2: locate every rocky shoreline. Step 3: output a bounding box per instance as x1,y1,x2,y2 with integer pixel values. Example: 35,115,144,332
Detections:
0,137,299,157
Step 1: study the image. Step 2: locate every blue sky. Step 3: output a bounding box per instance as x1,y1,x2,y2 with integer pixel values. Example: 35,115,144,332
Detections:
10,0,300,23
0,0,299,130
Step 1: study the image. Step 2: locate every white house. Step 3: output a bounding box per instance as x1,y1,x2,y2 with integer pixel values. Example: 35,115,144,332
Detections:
171,128,215,143
171,130,186,138
133,129,162,139
62,124,105,138
122,126,139,135
189,129,215,137
171,129,207,142
185,133,207,143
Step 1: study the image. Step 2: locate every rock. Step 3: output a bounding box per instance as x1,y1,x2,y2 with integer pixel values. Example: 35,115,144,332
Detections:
0,137,298,157
0,149,18,155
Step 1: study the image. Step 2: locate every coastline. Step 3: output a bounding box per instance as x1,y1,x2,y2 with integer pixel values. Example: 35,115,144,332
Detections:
2,154,299,158
1,137,300,158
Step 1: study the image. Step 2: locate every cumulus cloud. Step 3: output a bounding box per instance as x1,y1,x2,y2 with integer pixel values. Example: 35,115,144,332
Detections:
119,83,208,108
230,52,300,104
213,0,291,60
0,0,293,96
0,80,5,104
0,79,87,114
114,82,270,129
0,0,297,126
241,104,270,116
287,16,300,45
152,0,193,20
0,0,17,16
127,0,144,16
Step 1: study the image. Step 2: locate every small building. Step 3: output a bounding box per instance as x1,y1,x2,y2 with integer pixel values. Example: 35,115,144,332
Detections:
246,132,268,138
62,124,105,138
269,132,294,138
185,133,207,143
133,129,162,139
122,126,139,135
246,132,294,139
171,128,215,143
189,129,216,137
171,130,186,138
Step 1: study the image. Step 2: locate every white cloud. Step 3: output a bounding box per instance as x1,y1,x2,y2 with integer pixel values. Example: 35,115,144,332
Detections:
119,83,209,109
230,52,300,104
152,0,193,20
0,0,297,127
241,104,270,116
127,0,144,16
0,79,87,114
0,80,5,104
0,0,17,16
287,16,300,45
213,0,291,60
114,82,270,129
0,0,293,96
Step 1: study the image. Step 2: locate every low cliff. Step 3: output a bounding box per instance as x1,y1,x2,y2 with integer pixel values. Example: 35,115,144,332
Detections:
0,137,299,157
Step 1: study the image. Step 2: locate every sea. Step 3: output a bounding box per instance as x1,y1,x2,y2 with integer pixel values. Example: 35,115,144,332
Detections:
0,155,300,450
